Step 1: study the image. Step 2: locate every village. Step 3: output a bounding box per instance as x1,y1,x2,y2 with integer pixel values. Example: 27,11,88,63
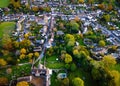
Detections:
0,0,120,86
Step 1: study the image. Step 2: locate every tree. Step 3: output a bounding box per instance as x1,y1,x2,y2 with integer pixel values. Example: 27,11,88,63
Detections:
16,81,29,86
73,49,79,57
88,0,94,5
0,59,7,66
71,63,77,71
79,0,84,4
20,39,31,48
19,54,26,59
1,34,13,51
70,20,79,33
20,48,26,54
72,77,84,86
102,55,116,68
103,14,111,22
98,3,105,10
62,78,69,86
65,64,70,69
27,53,33,58
109,70,120,86
0,77,8,86
13,41,19,48
10,0,21,8
34,52,39,57
32,6,39,12
99,40,106,47
107,4,113,11
65,53,72,64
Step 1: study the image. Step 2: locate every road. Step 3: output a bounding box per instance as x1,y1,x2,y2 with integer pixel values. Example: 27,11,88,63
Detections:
34,15,54,64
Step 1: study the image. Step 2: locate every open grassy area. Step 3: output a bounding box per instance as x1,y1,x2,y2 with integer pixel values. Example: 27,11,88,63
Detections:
0,0,10,8
45,55,65,69
46,62,65,69
0,22,16,38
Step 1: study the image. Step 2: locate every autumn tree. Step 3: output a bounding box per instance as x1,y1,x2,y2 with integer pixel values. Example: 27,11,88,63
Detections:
16,81,29,86
27,53,33,58
34,52,39,57
13,41,19,48
107,4,113,11
62,78,69,86
19,54,26,59
20,48,27,54
32,6,39,12
102,55,116,68
0,59,7,66
103,14,111,22
79,0,84,4
109,70,120,86
98,3,105,10
64,53,72,64
72,77,84,86
1,34,13,51
99,40,106,47
10,0,21,8
0,77,8,86
20,39,31,48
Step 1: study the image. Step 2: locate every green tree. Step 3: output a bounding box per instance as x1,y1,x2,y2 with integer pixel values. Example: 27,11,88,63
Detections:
70,20,79,33
71,63,77,71
72,77,84,86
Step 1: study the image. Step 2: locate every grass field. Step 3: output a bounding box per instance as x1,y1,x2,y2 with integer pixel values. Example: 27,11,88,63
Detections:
0,22,16,38
0,0,10,8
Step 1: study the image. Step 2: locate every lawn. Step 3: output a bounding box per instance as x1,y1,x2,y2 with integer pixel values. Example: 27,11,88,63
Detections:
45,55,65,69
0,0,10,8
0,22,16,38
46,62,65,69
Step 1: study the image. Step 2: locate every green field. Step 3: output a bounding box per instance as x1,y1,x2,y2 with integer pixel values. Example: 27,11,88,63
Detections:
0,22,16,38
0,0,10,8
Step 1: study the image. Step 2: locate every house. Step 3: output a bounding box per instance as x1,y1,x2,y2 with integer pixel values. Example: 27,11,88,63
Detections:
91,47,108,55
57,31,64,35
112,30,120,37
33,46,42,52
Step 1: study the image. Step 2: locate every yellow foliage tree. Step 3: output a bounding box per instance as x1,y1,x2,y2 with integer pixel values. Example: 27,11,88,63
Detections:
34,52,39,57
28,53,33,58
19,54,26,59
0,59,7,66
16,81,29,86
32,6,39,12
79,0,84,4
10,0,21,8
98,3,105,10
20,48,27,54
102,55,116,68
